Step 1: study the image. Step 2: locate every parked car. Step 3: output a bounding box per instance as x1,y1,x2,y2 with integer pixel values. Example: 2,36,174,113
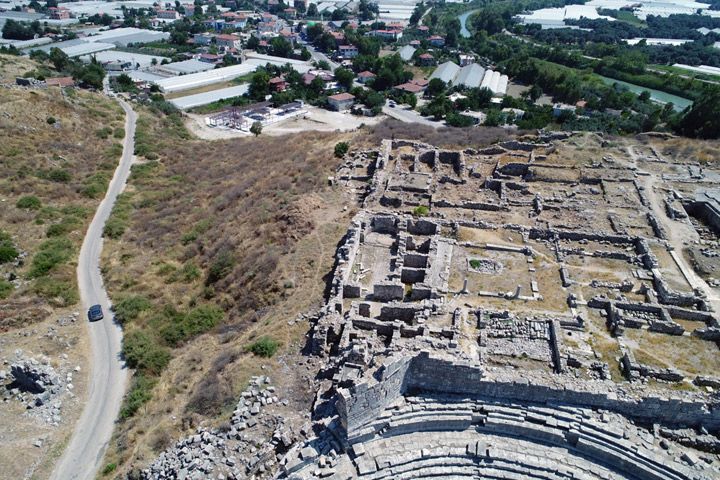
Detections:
88,304,104,322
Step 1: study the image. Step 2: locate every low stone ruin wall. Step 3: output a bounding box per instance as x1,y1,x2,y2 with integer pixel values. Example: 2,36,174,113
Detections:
337,352,720,436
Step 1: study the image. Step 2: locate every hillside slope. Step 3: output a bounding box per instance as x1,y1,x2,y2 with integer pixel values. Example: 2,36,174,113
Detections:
0,54,126,480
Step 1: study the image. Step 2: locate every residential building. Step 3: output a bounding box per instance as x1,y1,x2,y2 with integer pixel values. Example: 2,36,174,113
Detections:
459,54,475,66
328,92,355,111
418,53,435,66
394,79,428,95
49,7,71,20
366,29,403,41
216,33,241,49
357,70,376,84
428,35,445,47
302,72,317,85
417,25,429,35
198,53,223,64
156,9,180,20
193,33,214,46
269,76,287,92
338,44,359,59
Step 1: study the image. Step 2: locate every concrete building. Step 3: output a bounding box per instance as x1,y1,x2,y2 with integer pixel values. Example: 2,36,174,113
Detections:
338,44,359,59
328,92,355,111
357,71,376,84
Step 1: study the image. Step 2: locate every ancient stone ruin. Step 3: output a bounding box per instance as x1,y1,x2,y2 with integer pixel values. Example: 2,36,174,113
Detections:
143,133,720,479
278,135,720,479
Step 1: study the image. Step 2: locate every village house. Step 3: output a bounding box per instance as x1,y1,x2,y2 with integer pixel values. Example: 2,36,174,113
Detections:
428,35,445,47
357,70,376,84
338,44,359,59
48,6,71,19
418,52,435,66
269,76,287,92
328,92,355,111
215,33,241,49
155,9,181,20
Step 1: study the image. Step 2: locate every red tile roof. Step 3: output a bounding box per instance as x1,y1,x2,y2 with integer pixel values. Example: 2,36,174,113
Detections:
329,93,355,101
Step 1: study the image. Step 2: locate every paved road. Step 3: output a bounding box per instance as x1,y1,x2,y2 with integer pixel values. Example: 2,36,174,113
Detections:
306,45,339,71
50,99,135,480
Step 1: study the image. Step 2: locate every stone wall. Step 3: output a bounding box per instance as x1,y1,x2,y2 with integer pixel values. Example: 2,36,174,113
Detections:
337,352,720,435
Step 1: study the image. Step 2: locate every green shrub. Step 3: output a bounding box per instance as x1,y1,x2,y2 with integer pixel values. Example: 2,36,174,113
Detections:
102,463,117,475
29,237,74,277
247,336,280,358
82,172,110,199
104,143,123,161
47,169,71,183
181,262,200,282
412,205,429,216
122,330,171,375
0,241,18,263
16,195,41,210
130,161,158,180
103,216,127,239
46,116,56,125
334,141,349,158
33,277,78,305
181,218,211,245
104,193,132,239
46,216,81,237
113,127,124,139
119,374,157,419
206,251,234,284
469,259,481,269
0,280,13,299
113,295,151,324
160,304,223,346
96,127,113,139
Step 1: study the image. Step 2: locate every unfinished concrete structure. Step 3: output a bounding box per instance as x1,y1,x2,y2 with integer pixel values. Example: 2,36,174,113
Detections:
277,134,720,479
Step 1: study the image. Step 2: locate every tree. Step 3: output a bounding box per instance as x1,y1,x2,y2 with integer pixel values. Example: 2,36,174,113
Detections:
250,121,263,136
334,67,354,90
170,29,188,45
426,78,446,97
49,47,70,71
249,70,270,100
73,62,105,89
331,8,347,21
334,142,349,158
677,87,720,139
246,35,260,50
271,36,293,58
307,3,318,16
2,19,35,40
407,94,417,109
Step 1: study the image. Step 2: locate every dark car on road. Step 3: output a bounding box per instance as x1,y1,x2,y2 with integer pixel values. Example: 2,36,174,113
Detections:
88,304,104,322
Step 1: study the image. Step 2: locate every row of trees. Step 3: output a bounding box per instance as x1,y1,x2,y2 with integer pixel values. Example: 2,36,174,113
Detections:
29,47,106,89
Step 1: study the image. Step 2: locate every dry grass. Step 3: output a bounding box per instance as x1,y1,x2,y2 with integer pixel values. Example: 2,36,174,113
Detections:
0,54,126,480
625,329,720,377
0,54,37,83
100,105,359,476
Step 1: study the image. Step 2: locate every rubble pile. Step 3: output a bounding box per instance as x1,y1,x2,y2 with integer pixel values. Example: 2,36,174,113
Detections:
142,377,304,480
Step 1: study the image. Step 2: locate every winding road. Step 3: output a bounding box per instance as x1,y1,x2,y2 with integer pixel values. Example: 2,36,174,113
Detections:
50,99,135,480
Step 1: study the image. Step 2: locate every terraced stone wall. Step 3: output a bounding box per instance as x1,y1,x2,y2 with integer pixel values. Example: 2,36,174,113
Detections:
338,352,720,435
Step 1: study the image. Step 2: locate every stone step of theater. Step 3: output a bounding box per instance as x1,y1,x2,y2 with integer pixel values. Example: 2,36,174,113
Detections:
341,396,705,480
